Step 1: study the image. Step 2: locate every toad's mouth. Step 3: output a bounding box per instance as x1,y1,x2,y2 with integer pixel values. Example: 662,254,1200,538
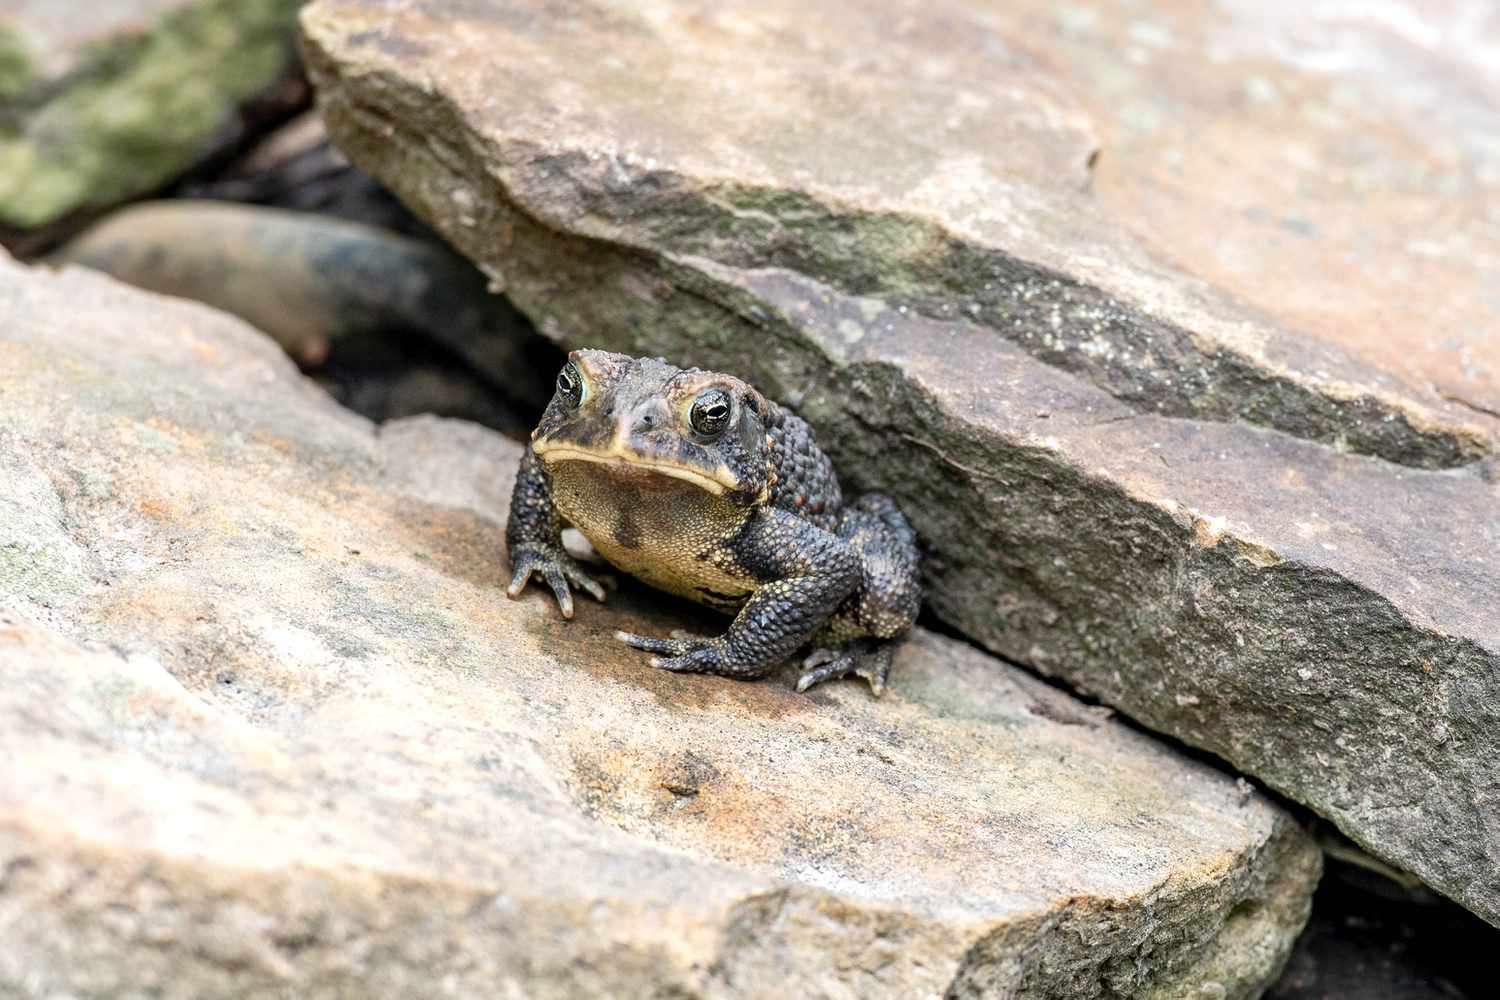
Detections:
536,446,736,495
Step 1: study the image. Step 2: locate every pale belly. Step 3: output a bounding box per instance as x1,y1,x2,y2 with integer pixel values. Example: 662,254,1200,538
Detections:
547,459,756,609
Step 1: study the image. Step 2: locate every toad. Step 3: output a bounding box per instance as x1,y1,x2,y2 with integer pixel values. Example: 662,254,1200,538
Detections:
505,350,921,693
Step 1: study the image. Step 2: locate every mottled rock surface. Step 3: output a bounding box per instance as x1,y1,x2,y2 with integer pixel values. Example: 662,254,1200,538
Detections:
299,0,1500,925
0,0,302,229
1077,0,1500,437
0,257,1318,997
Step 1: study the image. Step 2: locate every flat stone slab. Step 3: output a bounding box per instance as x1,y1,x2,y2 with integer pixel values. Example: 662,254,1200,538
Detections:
1074,0,1500,438
299,0,1500,924
301,0,1498,470
0,257,1317,997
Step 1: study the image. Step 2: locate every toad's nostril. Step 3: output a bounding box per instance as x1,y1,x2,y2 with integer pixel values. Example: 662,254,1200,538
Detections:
620,399,670,443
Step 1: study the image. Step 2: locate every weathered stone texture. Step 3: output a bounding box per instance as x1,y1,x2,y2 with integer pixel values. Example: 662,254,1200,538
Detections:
1076,0,1500,437
299,0,1500,925
0,256,1318,997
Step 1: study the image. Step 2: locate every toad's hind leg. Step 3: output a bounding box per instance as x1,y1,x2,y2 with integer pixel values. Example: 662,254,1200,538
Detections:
798,493,921,695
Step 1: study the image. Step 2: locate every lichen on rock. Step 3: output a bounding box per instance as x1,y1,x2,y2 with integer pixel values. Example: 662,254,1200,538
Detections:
0,0,302,229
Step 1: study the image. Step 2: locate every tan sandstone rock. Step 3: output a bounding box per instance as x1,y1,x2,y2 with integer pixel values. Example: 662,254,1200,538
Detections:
299,0,1500,925
0,256,1317,997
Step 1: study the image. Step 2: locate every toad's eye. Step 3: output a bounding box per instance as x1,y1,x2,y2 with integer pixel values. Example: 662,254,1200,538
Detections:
690,388,732,436
556,362,585,407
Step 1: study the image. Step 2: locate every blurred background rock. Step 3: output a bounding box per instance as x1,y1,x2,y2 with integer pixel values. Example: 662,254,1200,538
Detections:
1,0,558,436
0,0,305,238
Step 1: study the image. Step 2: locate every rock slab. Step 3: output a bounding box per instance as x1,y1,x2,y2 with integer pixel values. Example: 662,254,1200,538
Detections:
0,257,1317,996
299,0,1500,924
0,0,302,229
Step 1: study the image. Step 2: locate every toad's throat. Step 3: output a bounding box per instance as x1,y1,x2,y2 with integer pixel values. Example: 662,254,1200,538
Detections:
539,450,757,607
535,445,735,494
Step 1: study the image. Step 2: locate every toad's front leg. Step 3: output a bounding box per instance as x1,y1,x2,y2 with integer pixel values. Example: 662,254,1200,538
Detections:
615,507,861,679
504,445,608,619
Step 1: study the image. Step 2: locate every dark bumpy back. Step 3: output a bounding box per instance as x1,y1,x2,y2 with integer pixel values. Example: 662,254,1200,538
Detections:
763,401,842,533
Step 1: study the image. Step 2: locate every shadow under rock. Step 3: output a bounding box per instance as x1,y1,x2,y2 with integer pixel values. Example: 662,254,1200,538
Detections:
1268,856,1491,1000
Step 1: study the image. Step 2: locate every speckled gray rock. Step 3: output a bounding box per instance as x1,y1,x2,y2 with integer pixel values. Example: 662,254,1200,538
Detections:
0,255,1318,998
299,0,1500,925
0,0,302,229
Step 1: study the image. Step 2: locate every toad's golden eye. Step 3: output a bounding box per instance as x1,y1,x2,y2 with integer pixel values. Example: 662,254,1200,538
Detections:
556,361,585,407
690,388,731,436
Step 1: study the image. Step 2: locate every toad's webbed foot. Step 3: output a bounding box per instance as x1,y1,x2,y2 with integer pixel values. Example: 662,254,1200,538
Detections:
797,638,895,695
506,542,608,620
614,629,741,676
